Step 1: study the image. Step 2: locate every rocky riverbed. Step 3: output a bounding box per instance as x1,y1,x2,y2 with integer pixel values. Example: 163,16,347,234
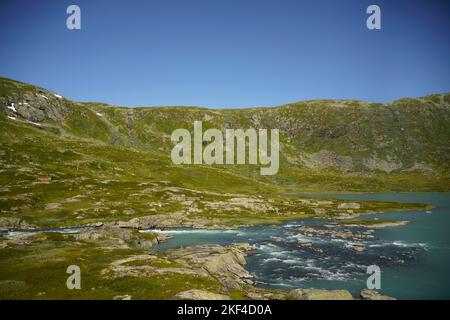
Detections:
0,220,398,300
0,198,429,300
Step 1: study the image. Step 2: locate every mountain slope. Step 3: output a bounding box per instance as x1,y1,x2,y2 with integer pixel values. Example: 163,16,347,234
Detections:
0,78,444,300
1,76,449,196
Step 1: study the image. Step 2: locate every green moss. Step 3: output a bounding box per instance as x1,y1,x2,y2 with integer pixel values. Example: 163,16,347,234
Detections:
0,77,40,97
131,230,157,240
228,290,248,300
123,257,184,268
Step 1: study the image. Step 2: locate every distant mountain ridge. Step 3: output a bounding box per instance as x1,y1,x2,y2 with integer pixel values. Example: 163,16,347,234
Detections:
1,77,449,192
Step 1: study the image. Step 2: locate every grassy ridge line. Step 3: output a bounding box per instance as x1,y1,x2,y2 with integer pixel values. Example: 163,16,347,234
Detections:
1,76,449,194
0,113,433,229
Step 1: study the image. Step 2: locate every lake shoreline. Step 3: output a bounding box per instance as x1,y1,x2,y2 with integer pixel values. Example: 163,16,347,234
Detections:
1,193,448,299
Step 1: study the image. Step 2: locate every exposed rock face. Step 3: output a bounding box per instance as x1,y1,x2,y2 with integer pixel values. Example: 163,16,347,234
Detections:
289,288,353,300
103,254,200,279
173,289,230,300
367,221,408,228
102,243,254,292
243,290,288,300
298,150,354,172
347,243,366,252
203,197,276,214
363,156,403,173
337,202,361,210
110,208,270,231
298,226,374,241
1,90,69,123
44,203,61,210
111,213,186,229
360,290,396,300
166,243,255,290
0,217,35,230
74,226,166,250
298,242,324,253
0,231,40,247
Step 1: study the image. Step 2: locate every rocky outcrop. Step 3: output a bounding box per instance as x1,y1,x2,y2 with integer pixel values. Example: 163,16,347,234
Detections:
74,225,168,250
360,290,396,300
289,288,353,300
244,290,288,300
298,242,324,253
102,243,254,292
0,231,40,247
203,197,276,214
173,289,230,300
109,213,186,229
298,226,374,241
166,243,255,290
298,150,354,172
363,156,403,173
1,89,69,123
103,254,199,279
0,217,35,231
346,243,366,252
341,220,409,228
337,202,361,210
44,203,61,210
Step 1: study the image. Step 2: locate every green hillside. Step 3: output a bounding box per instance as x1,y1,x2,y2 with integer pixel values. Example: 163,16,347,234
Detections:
0,77,447,228
0,77,444,300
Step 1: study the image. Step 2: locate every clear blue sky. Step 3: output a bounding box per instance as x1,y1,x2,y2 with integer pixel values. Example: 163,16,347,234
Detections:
0,0,449,108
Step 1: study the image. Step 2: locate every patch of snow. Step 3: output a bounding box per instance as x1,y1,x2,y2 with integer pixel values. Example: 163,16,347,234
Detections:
37,94,48,100
54,94,63,99
28,121,42,127
7,104,17,113
96,112,103,117
7,116,17,121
